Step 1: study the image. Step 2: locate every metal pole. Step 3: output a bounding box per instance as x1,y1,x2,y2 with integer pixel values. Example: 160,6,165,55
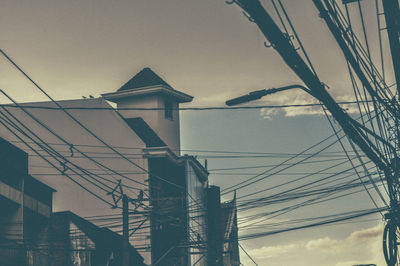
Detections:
123,195,130,266
381,0,400,97
230,0,388,171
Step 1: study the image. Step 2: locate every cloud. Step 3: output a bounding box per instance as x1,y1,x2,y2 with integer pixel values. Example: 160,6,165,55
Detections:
241,224,386,266
305,224,383,252
249,243,299,259
193,93,232,106
305,236,342,251
347,224,383,244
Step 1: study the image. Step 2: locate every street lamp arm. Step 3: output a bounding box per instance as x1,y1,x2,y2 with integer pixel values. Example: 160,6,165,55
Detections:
225,84,311,106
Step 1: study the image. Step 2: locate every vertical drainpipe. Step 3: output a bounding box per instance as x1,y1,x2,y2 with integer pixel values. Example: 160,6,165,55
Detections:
184,158,191,266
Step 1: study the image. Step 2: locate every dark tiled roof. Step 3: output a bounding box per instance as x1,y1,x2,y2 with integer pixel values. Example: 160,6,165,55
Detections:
124,117,166,148
118,68,172,91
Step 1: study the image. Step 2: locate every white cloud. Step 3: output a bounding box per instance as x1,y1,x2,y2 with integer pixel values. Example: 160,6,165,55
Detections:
194,93,232,106
242,223,387,266
347,224,383,244
249,243,299,259
305,236,342,252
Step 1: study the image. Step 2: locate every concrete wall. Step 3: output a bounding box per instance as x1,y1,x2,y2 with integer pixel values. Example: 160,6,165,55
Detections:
148,157,187,266
0,164,52,266
116,93,181,155
0,98,151,264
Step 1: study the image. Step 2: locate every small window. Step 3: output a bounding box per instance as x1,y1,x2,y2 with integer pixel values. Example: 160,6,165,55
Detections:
164,100,173,120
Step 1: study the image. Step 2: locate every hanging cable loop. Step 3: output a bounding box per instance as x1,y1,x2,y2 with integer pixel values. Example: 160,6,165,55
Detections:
69,144,74,157
61,161,68,175
263,40,273,48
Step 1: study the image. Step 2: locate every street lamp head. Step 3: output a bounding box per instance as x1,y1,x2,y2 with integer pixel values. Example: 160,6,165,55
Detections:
225,85,310,106
225,89,268,106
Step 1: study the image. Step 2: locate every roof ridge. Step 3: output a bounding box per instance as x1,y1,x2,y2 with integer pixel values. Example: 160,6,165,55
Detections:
118,67,172,92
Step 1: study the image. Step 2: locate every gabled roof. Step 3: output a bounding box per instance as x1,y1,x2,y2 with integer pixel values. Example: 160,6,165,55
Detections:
118,68,172,91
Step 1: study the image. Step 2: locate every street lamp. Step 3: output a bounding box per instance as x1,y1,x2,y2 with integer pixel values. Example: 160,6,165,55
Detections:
226,82,400,266
225,84,311,106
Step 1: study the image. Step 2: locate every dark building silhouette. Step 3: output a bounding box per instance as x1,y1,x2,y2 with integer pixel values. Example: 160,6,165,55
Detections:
0,137,55,266
207,186,240,266
221,195,240,266
0,137,145,266
50,211,145,266
207,186,223,266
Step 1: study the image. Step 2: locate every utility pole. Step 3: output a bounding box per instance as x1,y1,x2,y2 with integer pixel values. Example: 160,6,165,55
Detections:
108,181,131,266
381,0,400,97
109,181,146,266
107,180,129,266
123,194,130,266
225,0,399,265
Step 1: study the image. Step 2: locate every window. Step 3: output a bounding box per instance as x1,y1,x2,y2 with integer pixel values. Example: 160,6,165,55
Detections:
164,100,173,120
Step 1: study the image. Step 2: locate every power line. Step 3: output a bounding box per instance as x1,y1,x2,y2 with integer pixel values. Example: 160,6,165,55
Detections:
0,101,376,111
239,242,258,266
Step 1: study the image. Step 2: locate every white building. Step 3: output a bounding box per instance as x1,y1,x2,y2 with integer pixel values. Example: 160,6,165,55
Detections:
0,68,208,265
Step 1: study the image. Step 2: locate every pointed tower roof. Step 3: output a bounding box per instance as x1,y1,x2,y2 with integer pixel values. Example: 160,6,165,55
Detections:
118,67,172,91
102,67,193,103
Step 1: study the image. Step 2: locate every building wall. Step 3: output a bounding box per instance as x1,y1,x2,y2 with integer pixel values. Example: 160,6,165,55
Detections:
117,94,160,137
148,157,187,266
156,96,181,155
0,138,53,266
0,184,23,242
0,98,148,215
69,222,96,266
0,98,151,263
185,161,208,266
116,93,181,155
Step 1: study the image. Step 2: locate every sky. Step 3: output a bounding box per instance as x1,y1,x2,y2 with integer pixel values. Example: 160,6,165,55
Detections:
0,0,396,265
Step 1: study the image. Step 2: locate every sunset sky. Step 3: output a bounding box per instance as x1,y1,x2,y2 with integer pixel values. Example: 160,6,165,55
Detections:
1,0,395,265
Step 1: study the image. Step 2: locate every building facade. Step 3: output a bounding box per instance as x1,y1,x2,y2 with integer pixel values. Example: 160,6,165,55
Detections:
0,67,240,265
0,137,55,266
103,68,209,265
207,186,240,266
